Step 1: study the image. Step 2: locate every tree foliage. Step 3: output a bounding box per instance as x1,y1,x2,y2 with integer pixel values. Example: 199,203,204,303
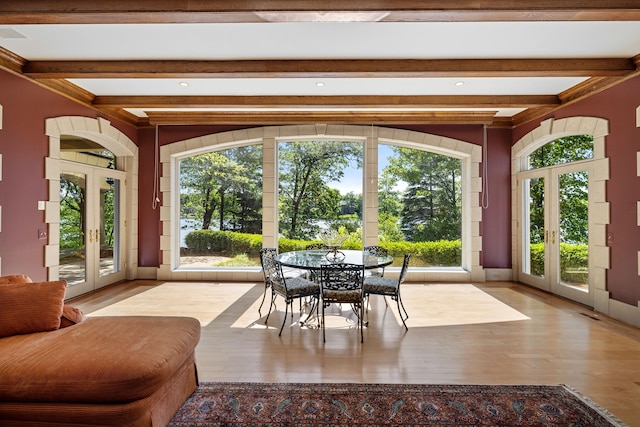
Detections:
278,140,362,239
527,135,593,244
382,147,462,242
180,146,262,233
60,174,85,249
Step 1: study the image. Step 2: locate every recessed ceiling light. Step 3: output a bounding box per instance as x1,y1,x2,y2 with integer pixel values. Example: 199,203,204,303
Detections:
455,81,465,86
179,82,189,87
316,82,325,87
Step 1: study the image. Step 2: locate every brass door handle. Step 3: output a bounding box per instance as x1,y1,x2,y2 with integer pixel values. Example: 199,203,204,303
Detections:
89,229,94,243
545,230,548,244
551,230,556,245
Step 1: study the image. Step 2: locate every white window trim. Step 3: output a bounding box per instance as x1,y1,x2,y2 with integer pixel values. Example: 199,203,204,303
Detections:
159,125,484,283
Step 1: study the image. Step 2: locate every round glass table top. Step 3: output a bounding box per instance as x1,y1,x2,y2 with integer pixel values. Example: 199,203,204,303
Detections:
275,249,393,270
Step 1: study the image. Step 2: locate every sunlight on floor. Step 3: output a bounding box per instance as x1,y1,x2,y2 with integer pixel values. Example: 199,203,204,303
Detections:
86,282,529,329
401,284,530,327
87,282,257,327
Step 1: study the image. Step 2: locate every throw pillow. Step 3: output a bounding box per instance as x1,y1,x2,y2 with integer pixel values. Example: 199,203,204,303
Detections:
0,280,67,337
0,274,33,285
60,304,85,328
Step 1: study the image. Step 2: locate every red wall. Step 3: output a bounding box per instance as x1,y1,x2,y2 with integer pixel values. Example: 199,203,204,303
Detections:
0,70,136,281
3,65,638,309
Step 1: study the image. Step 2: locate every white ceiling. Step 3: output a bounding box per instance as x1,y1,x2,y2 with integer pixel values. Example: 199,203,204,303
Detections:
1,19,640,121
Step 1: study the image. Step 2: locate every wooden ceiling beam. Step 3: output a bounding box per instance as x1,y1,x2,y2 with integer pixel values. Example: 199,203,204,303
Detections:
146,110,499,126
2,1,640,23
94,95,558,109
23,58,635,79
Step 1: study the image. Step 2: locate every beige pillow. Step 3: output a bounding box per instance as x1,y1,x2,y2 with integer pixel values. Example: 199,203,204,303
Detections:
0,280,67,337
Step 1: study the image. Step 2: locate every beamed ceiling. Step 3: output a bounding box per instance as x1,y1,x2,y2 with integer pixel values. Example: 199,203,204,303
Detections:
1,1,640,128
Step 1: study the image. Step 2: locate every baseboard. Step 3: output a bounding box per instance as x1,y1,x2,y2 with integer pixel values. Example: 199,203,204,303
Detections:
137,266,158,280
484,268,513,281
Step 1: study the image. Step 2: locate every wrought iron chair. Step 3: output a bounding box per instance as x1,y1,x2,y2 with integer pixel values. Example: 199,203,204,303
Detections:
259,247,308,315
305,242,327,282
363,245,389,277
264,259,320,336
258,248,278,315
319,263,366,343
306,242,327,250
363,253,411,330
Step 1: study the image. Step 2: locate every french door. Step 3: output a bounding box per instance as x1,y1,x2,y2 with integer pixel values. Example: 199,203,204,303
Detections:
59,162,126,298
518,162,593,307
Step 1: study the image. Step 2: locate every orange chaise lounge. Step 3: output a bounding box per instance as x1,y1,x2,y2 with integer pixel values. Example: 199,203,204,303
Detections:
0,275,201,427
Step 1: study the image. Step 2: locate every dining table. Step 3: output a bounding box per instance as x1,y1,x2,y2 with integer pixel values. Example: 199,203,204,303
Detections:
275,249,393,273
275,249,393,327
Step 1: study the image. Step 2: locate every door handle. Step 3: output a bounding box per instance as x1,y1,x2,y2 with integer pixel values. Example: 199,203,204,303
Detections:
89,229,94,243
95,229,100,244
551,230,556,245
545,230,548,244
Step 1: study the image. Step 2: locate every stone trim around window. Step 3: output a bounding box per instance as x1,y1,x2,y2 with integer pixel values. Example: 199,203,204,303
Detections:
44,116,139,282
158,125,484,283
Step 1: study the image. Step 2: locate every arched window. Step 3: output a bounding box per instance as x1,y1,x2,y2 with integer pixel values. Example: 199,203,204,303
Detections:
160,126,482,282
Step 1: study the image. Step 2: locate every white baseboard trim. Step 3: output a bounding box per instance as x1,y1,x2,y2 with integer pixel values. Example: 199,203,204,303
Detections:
136,267,158,280
484,268,513,281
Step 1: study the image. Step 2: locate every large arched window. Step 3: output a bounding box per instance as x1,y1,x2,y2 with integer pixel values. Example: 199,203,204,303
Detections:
160,126,483,283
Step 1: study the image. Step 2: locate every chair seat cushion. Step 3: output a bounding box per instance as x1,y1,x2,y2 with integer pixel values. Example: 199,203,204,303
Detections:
323,289,362,303
274,276,319,297
363,276,398,294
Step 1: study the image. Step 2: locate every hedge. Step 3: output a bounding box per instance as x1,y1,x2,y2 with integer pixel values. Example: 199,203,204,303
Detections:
184,230,263,256
184,230,461,267
529,242,588,282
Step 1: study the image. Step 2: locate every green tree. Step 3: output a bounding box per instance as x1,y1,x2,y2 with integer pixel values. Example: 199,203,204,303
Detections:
377,172,404,241
179,146,262,232
528,135,593,244
279,140,362,239
60,174,85,249
383,147,462,242
224,146,263,233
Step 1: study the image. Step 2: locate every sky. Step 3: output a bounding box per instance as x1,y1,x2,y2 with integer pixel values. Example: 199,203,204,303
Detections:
327,144,394,195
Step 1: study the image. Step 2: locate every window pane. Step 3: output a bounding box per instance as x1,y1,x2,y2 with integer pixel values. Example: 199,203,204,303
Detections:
278,140,363,245
522,176,545,278
558,170,589,290
379,144,462,267
99,176,120,277
60,136,116,169
527,135,593,170
59,171,87,285
178,145,263,268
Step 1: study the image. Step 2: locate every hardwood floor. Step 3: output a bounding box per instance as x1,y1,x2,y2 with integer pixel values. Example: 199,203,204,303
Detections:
70,280,640,426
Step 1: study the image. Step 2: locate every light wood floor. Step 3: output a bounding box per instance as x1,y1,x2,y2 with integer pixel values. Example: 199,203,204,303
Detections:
70,280,640,426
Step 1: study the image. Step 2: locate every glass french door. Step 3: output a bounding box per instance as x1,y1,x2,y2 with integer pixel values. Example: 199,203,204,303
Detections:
518,162,592,307
59,162,125,298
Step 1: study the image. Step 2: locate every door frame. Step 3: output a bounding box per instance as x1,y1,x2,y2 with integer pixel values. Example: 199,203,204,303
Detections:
44,116,139,297
516,161,594,307
511,117,610,312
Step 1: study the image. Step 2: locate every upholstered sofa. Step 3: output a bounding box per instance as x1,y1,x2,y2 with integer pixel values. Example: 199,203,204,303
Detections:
0,275,201,427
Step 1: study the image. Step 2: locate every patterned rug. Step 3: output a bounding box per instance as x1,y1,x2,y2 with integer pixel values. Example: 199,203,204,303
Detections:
168,382,628,426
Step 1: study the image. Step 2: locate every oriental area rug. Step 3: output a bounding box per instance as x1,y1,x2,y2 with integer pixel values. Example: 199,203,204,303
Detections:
168,382,628,427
